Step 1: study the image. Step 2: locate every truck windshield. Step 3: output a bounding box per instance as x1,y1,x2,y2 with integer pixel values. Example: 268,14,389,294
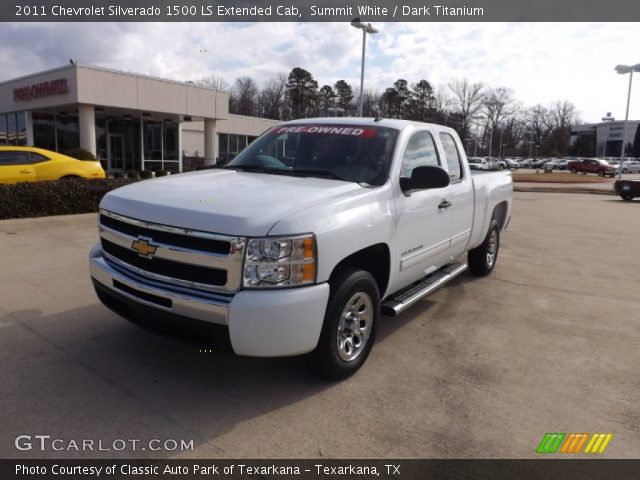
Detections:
226,124,398,185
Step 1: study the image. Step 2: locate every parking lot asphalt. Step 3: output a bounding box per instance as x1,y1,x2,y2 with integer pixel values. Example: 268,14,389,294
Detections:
1,192,638,459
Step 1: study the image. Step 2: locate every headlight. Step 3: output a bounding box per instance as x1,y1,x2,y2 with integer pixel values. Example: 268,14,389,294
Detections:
243,234,316,288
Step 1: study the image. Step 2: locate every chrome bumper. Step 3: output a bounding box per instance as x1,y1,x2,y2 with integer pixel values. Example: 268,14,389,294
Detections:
89,244,230,325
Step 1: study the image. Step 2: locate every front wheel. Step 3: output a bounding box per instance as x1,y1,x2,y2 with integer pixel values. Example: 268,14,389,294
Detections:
310,267,380,380
570,168,577,174
468,220,500,277
621,194,634,201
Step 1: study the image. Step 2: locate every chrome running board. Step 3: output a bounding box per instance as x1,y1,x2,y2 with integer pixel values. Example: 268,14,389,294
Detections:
382,262,468,316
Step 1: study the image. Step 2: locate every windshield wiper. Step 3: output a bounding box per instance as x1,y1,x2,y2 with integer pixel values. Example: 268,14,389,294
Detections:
287,168,347,181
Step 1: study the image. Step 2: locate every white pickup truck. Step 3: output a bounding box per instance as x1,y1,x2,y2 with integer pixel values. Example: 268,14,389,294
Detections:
89,118,512,378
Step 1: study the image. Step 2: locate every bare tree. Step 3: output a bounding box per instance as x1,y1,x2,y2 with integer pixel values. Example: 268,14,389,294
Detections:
448,78,485,138
194,75,229,91
229,77,259,116
258,74,287,120
482,87,520,156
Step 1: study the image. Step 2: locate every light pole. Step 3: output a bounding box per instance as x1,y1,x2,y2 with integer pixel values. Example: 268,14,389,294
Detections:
615,63,640,179
500,143,507,158
471,115,483,157
601,112,615,158
497,128,505,158
351,18,378,117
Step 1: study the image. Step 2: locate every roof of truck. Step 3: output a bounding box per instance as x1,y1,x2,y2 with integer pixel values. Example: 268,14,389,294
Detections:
282,117,456,132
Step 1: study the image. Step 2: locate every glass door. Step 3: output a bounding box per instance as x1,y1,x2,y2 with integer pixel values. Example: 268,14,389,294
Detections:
107,134,125,171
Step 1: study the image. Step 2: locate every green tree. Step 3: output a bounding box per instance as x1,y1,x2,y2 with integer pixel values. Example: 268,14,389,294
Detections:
286,67,318,119
411,79,435,121
334,80,354,114
318,85,335,116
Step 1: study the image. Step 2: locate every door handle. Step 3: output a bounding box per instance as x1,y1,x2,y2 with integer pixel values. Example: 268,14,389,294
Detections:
20,169,31,174
438,200,452,209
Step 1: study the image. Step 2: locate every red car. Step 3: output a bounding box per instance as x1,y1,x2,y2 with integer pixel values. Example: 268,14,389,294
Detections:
568,158,617,177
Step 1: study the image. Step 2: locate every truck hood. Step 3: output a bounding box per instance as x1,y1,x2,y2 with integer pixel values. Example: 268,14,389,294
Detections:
100,169,366,236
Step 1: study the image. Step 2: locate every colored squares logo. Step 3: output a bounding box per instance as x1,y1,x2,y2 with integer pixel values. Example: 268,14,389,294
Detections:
536,433,613,454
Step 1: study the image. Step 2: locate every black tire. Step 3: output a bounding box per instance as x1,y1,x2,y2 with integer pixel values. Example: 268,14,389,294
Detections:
570,168,577,174
621,194,634,201
598,171,605,177
623,168,629,174
310,267,380,380
468,219,500,277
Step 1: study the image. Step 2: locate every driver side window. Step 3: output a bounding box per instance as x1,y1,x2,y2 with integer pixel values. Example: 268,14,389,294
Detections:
400,131,440,178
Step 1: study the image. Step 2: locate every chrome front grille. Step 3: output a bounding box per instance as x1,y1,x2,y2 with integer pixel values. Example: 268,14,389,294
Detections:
98,209,245,293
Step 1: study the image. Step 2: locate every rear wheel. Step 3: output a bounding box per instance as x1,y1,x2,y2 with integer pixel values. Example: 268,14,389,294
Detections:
621,194,634,201
570,168,577,174
468,220,500,277
310,267,380,380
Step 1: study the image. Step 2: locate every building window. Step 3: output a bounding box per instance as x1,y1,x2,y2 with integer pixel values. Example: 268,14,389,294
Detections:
144,120,162,161
0,115,7,145
219,133,229,154
16,112,27,146
32,113,56,151
7,112,17,145
56,114,80,152
163,121,178,160
95,116,107,163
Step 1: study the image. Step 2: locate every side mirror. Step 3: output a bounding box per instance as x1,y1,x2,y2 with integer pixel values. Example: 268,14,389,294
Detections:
400,165,450,192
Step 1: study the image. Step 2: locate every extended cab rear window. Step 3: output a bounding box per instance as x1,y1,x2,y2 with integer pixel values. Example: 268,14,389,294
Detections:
227,124,398,185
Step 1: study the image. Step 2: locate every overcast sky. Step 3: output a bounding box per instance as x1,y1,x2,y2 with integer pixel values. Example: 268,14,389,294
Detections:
1,22,639,123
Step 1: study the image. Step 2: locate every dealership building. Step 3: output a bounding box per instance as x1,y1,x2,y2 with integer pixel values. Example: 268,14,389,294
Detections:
0,64,278,171
570,120,640,157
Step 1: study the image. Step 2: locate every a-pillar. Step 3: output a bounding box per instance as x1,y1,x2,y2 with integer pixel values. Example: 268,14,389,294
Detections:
78,104,96,157
204,118,216,165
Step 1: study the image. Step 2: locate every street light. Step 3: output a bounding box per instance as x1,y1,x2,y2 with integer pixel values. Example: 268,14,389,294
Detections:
614,63,640,179
600,112,615,158
499,142,507,158
351,18,378,117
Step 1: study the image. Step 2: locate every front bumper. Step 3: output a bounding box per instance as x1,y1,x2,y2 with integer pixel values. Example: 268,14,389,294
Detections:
89,244,330,357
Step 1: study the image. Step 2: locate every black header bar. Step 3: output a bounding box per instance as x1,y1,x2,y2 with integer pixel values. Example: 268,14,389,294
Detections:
6,0,640,22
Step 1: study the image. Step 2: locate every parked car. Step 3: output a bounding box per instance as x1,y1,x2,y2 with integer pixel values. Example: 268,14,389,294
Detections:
504,159,520,169
0,146,105,184
620,161,640,174
89,118,513,379
518,158,534,168
469,157,500,170
468,156,490,170
567,158,617,177
556,159,570,170
497,159,507,170
531,158,550,168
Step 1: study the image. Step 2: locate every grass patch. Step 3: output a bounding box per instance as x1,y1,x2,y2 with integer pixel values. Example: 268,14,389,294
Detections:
512,172,610,184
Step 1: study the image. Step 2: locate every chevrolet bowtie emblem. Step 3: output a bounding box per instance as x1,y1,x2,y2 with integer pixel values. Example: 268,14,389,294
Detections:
131,238,157,257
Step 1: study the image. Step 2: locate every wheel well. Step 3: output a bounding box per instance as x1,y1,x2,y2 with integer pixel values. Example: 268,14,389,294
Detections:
492,201,509,230
330,244,390,297
59,174,81,179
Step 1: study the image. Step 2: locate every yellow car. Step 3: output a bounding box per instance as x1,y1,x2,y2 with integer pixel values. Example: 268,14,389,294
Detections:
0,146,106,184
